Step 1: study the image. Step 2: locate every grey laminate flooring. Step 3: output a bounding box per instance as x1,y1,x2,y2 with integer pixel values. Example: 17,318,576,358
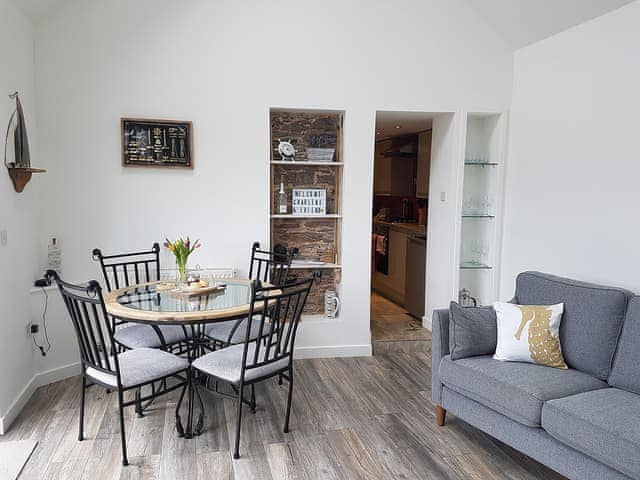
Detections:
3,350,566,480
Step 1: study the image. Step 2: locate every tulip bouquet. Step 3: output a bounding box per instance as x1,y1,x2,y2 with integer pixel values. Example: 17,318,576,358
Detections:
164,237,201,284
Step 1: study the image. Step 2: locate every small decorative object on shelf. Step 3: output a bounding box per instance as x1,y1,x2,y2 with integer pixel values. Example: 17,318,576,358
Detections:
292,188,326,216
458,288,478,307
4,92,45,192
278,175,287,213
325,290,340,318
164,237,201,286
306,134,336,162
121,118,192,168
277,140,296,161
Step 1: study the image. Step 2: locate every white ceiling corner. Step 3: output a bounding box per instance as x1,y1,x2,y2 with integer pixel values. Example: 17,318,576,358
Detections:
463,0,635,50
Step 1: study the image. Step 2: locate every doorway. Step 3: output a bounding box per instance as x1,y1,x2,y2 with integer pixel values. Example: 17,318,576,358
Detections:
370,111,435,354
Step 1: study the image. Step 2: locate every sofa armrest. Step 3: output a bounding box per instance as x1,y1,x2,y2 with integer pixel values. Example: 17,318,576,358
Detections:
431,308,450,406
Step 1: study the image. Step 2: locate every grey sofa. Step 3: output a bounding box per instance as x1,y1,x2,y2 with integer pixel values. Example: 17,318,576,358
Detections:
432,271,640,480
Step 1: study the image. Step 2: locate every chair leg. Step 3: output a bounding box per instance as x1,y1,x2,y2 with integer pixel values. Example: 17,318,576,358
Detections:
135,388,143,418
117,390,129,466
78,376,86,441
250,385,256,414
284,368,294,433
436,405,447,427
233,384,244,459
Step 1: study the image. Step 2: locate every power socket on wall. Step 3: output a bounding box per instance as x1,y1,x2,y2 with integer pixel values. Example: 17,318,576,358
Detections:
27,323,39,336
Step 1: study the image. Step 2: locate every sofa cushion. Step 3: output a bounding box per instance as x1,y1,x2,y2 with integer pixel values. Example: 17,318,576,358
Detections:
609,296,640,394
438,355,607,427
448,301,496,360
514,271,632,380
542,388,640,479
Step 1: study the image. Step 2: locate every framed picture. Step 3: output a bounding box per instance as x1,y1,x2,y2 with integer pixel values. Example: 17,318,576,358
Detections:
121,118,193,168
292,188,326,216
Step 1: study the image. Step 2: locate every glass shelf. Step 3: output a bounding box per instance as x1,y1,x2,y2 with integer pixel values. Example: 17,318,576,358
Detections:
460,262,492,270
464,161,498,166
462,214,495,218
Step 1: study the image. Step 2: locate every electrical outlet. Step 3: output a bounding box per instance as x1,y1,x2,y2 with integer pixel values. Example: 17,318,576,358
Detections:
28,323,39,335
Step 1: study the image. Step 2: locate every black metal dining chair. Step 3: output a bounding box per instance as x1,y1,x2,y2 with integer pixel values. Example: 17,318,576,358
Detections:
48,271,190,466
205,241,292,347
193,275,314,459
93,243,189,351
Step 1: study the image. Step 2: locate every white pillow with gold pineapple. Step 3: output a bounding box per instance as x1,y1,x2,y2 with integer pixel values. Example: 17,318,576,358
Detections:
493,302,567,369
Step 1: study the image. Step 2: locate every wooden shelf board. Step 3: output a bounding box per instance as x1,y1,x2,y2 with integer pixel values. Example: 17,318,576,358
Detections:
271,214,342,219
271,161,344,166
290,263,341,270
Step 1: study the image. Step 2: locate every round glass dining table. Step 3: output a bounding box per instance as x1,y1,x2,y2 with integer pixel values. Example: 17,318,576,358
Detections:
103,279,254,325
103,278,261,439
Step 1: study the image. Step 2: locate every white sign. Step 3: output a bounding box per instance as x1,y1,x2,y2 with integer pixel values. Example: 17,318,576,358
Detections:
292,188,326,216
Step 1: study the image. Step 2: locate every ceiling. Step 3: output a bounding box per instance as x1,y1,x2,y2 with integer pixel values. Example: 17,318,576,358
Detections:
375,111,435,141
11,0,635,45
463,0,635,49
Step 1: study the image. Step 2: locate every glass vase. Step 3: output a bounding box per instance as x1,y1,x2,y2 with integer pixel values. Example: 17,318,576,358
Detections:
176,259,188,286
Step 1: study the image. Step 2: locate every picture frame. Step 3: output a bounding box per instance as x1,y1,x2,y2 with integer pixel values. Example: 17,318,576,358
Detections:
121,118,193,168
292,188,327,216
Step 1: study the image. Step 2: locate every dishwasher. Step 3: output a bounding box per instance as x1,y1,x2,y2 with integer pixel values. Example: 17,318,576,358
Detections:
405,234,426,319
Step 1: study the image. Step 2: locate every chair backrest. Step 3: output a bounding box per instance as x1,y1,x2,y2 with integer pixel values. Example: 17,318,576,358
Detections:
239,275,315,382
48,270,121,381
248,241,291,286
93,243,160,291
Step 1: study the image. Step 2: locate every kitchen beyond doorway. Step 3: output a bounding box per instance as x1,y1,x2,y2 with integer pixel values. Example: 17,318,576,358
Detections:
371,110,436,354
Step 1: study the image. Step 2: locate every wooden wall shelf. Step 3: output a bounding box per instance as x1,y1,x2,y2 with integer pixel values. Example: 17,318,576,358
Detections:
7,167,45,192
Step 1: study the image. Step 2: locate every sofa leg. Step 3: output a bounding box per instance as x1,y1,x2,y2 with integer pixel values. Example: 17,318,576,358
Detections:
436,405,446,426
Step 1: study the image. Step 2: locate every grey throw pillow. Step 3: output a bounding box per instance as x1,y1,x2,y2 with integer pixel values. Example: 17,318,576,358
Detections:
449,301,497,360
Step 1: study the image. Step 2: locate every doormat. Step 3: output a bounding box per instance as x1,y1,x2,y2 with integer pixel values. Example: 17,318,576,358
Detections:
0,440,38,480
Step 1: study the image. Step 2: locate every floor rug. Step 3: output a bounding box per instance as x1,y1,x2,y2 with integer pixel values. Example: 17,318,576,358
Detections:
0,440,38,480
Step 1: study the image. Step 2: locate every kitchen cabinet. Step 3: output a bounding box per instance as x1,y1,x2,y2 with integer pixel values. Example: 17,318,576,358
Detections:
373,228,408,306
416,130,431,199
374,140,415,196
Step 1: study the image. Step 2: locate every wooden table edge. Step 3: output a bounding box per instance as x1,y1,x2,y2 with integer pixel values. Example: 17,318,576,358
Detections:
103,279,278,325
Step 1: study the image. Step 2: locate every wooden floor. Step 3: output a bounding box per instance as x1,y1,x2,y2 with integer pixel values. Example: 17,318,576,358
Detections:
371,292,429,353
3,350,566,480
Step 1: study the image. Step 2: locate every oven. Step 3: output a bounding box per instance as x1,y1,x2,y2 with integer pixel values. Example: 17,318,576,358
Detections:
373,224,389,275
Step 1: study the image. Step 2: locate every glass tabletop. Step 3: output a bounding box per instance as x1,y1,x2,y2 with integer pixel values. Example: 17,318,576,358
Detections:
116,280,252,314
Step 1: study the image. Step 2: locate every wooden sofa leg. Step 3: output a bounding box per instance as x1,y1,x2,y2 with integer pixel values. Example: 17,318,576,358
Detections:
436,405,446,426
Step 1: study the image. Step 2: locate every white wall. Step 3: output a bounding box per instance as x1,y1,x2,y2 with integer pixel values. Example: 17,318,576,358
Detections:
0,0,41,429
500,1,640,296
30,0,511,365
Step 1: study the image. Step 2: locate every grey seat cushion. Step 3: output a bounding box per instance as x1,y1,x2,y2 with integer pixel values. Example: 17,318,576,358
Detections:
514,271,632,380
114,324,188,349
609,296,640,394
205,316,271,345
192,343,289,385
86,347,189,388
438,355,607,427
542,388,640,479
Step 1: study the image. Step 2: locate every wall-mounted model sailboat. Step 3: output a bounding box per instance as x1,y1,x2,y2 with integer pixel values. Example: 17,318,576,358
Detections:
4,92,45,192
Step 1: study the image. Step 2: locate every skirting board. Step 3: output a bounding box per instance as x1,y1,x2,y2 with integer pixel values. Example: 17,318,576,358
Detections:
0,362,80,435
294,344,372,359
422,315,432,331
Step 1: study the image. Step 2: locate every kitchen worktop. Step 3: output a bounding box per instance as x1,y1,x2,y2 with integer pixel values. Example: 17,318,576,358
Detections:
373,220,426,236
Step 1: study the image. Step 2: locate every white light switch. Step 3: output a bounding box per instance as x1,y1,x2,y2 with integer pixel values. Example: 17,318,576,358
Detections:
0,230,7,246
440,192,446,202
